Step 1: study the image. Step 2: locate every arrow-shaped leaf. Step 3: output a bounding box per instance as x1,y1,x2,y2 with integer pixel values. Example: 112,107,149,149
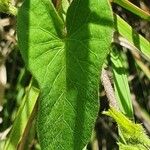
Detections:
17,0,114,149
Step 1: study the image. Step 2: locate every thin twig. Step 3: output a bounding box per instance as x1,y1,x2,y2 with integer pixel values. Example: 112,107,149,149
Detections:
101,68,119,110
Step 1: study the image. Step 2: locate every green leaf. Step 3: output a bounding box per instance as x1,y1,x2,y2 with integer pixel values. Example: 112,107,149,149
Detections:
4,83,39,150
17,0,114,149
0,0,9,12
0,0,17,15
60,0,70,20
110,47,134,119
104,108,150,149
114,14,150,61
113,0,150,21
119,143,148,150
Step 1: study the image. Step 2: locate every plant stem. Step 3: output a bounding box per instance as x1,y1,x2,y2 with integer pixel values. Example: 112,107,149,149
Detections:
101,68,119,110
112,0,150,21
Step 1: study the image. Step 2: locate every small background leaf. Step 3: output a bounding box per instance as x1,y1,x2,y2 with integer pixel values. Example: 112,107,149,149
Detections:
114,14,150,61
104,108,150,149
4,83,39,150
110,47,134,119
113,0,150,20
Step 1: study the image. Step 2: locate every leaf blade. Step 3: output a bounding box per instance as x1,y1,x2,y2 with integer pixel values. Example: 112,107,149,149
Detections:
110,48,134,119
4,84,39,150
104,108,150,149
115,14,150,61
17,0,114,149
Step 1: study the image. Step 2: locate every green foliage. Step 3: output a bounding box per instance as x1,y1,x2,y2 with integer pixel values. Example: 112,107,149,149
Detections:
0,0,9,10
114,15,150,61
4,83,39,150
104,108,150,149
0,0,149,149
110,47,134,119
119,143,148,150
17,0,114,149
113,0,150,20
0,0,16,15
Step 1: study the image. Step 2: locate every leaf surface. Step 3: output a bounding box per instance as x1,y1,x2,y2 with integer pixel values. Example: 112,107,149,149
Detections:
115,14,150,61
17,0,114,149
104,108,150,149
110,48,134,119
4,84,39,150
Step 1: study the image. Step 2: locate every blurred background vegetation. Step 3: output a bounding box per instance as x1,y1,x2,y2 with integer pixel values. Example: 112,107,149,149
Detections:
0,0,150,149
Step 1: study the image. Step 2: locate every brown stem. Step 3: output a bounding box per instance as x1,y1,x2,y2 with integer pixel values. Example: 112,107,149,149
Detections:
52,0,62,10
101,68,119,110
